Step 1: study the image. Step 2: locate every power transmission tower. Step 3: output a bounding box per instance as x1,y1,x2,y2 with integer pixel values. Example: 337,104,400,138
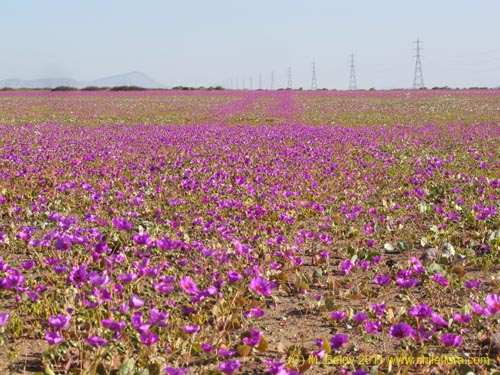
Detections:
287,67,292,89
311,61,318,90
250,77,253,90
349,54,357,90
413,38,425,89
259,74,262,90
270,71,275,90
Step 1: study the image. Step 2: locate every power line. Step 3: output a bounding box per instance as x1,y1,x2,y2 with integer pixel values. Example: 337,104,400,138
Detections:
349,54,357,90
413,38,425,89
311,61,318,90
287,67,292,89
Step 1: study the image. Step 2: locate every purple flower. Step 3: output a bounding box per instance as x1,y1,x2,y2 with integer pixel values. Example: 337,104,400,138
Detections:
353,369,369,375
470,301,492,317
370,303,386,317
396,277,419,288
249,276,275,296
101,319,126,331
129,294,144,309
86,336,107,348
164,367,189,375
20,260,36,270
464,279,482,289
390,322,415,339
218,360,241,374
330,311,347,321
201,343,213,353
431,312,449,327
48,314,71,331
353,312,368,323
485,294,500,314
432,273,449,287
0,312,9,326
180,276,199,294
112,217,132,230
408,304,433,319
441,333,463,347
365,320,382,334
45,331,64,345
140,331,159,346
182,325,200,333
67,264,88,287
242,328,262,346
133,232,152,245
329,333,349,349
453,313,472,324
373,275,391,286
218,347,236,358
340,260,353,275
55,236,72,252
227,270,242,283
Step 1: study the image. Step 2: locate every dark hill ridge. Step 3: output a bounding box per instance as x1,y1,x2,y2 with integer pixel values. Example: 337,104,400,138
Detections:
0,71,166,89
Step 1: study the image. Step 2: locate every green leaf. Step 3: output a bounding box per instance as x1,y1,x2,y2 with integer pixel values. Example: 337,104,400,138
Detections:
147,363,161,375
118,357,136,375
44,366,56,375
134,369,149,375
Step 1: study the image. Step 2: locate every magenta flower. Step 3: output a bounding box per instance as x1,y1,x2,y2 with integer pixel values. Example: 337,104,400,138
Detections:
242,328,262,346
164,367,189,375
101,319,126,331
464,279,482,289
441,333,463,347
485,294,500,314
112,217,132,230
249,276,275,296
45,331,64,345
330,310,347,321
470,301,492,317
432,273,449,287
453,313,472,324
431,312,449,327
180,276,199,294
390,322,415,339
373,275,391,286
48,314,71,330
133,232,152,245
86,336,107,348
329,333,349,349
408,304,433,319
55,236,72,252
140,331,159,346
353,312,368,323
227,270,242,283
218,347,236,358
0,312,9,326
365,320,382,334
182,325,200,333
218,360,241,374
129,294,144,309
340,259,353,275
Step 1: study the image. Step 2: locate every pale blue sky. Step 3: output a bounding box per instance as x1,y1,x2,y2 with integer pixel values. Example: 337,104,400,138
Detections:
1,0,500,89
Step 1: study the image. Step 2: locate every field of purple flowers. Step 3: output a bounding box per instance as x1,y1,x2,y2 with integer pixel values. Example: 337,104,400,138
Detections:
0,89,499,375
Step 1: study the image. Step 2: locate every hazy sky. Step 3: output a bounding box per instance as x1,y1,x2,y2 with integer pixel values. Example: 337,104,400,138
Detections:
2,0,500,89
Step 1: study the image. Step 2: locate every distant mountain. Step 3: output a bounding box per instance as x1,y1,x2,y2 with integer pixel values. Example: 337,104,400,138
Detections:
0,71,166,89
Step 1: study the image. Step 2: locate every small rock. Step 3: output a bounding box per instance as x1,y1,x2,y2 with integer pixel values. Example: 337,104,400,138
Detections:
421,247,438,263
441,242,455,259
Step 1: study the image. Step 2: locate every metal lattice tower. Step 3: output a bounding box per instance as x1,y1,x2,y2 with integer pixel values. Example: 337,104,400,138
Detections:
311,61,318,90
259,74,262,90
270,71,275,90
250,77,253,90
413,38,425,89
349,54,357,90
287,67,292,89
